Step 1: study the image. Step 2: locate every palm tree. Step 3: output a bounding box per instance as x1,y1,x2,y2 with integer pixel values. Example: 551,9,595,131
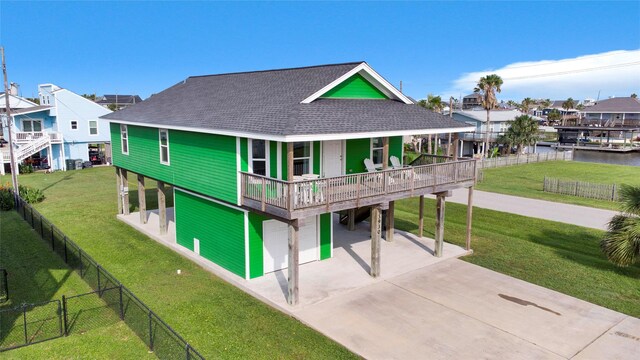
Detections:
601,185,640,267
504,115,539,154
631,93,637,99
561,97,576,126
576,103,585,124
474,74,503,158
417,94,444,113
519,97,534,115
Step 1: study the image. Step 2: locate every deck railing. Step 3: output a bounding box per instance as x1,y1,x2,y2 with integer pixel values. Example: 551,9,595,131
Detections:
240,159,476,217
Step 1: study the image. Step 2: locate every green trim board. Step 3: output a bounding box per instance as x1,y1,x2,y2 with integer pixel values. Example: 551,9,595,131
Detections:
320,73,388,99
313,141,320,175
248,212,267,278
320,213,332,260
174,189,246,277
240,137,249,172
269,141,278,178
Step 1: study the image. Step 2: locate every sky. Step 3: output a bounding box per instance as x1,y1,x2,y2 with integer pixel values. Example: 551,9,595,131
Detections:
0,1,639,103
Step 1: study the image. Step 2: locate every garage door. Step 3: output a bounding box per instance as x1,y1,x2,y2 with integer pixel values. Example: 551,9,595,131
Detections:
263,216,318,273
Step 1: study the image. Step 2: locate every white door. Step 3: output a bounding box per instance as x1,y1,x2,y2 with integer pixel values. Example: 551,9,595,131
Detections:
322,140,343,177
263,217,318,273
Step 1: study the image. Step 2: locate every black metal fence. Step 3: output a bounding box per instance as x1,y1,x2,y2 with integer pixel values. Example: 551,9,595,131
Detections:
0,300,63,351
9,196,205,359
0,269,8,303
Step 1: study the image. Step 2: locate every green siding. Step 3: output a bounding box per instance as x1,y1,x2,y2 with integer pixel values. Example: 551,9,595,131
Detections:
281,142,288,180
248,213,266,278
320,213,332,260
240,138,248,172
389,136,403,165
320,74,388,99
345,138,370,174
269,141,278,178
174,190,245,277
111,124,237,203
313,141,320,175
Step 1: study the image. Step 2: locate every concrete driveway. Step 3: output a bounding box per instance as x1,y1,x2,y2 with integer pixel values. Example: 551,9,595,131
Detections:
295,260,639,359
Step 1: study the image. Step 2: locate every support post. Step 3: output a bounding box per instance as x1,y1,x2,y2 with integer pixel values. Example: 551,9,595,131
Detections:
138,174,146,224
370,205,381,277
418,195,424,238
121,169,130,215
347,208,356,231
115,167,122,214
466,186,474,251
385,201,394,242
287,219,299,305
382,137,389,170
452,133,459,161
158,181,167,235
435,193,446,257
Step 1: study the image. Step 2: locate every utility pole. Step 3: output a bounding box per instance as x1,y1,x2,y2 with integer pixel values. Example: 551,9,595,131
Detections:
1,46,19,195
399,80,403,93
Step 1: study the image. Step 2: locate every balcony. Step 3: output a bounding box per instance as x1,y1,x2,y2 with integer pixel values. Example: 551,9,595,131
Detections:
240,158,477,219
15,131,64,144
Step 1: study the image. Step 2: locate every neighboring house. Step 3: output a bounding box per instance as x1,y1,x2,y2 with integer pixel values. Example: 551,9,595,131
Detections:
96,95,143,110
0,92,38,113
556,97,640,148
452,109,543,155
541,100,580,116
462,93,483,109
1,83,112,174
102,62,476,305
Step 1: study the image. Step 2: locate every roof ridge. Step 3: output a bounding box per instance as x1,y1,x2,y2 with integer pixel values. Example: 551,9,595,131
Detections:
187,62,364,79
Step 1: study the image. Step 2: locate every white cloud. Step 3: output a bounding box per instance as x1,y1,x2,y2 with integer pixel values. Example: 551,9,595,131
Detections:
443,49,640,101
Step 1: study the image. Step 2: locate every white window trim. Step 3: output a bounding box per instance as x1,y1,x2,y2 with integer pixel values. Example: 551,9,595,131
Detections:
88,120,99,136
70,120,78,131
159,129,170,165
120,124,129,155
371,137,384,167
292,141,313,176
248,139,270,177
22,119,43,133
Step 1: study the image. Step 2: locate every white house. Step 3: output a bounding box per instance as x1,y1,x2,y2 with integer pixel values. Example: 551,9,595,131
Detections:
1,83,111,174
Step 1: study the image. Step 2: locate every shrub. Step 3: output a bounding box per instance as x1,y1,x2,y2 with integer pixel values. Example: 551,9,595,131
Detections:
18,185,45,204
0,188,14,210
18,163,34,174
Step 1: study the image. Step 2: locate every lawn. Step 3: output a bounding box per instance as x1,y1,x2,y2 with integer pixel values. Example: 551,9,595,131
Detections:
476,160,640,210
393,198,640,317
1,168,356,359
0,211,151,359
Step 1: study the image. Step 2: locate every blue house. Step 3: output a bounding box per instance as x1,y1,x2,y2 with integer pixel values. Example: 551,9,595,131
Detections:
1,83,111,173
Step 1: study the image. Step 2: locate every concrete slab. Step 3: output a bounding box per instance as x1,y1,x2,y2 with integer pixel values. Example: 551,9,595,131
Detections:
389,260,628,359
245,215,469,311
296,281,563,360
574,316,640,359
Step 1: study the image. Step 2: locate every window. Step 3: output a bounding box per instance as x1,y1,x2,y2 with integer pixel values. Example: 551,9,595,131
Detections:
88,120,98,135
159,129,169,165
120,125,128,155
22,120,42,132
293,142,311,176
371,137,384,166
250,139,267,176
71,121,78,130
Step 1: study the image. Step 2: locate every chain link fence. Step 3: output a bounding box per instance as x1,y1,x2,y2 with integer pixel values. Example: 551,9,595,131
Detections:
0,300,63,351
8,196,205,359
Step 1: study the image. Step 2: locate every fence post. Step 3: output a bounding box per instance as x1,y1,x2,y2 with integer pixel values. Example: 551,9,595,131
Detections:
62,295,68,336
186,343,191,360
119,285,124,320
23,303,28,344
79,251,84,277
148,311,154,351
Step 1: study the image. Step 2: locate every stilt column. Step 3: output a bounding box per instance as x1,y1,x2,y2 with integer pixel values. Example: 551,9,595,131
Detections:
121,169,130,215
370,205,382,277
288,219,299,305
138,174,146,224
158,181,167,235
115,167,122,214
385,201,394,242
434,192,446,257
347,208,356,231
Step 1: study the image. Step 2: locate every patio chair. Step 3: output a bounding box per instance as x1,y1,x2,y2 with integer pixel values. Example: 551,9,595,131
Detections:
364,158,377,172
390,156,405,169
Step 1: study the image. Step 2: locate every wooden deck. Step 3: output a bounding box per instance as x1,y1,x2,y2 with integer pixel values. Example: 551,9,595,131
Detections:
241,159,477,220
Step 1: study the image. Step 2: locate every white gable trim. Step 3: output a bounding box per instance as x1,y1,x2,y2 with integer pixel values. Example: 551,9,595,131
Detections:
300,63,413,105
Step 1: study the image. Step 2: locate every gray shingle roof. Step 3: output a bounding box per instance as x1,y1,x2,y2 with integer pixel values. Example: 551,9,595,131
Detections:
585,97,640,113
97,95,143,105
102,62,470,137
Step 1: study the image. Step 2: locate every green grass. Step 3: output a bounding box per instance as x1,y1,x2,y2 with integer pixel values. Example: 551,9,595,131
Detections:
0,211,151,359
394,198,640,317
476,161,640,210
1,168,355,359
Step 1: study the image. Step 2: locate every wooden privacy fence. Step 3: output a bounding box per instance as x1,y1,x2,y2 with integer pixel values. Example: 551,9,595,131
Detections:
477,151,573,169
543,177,620,201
